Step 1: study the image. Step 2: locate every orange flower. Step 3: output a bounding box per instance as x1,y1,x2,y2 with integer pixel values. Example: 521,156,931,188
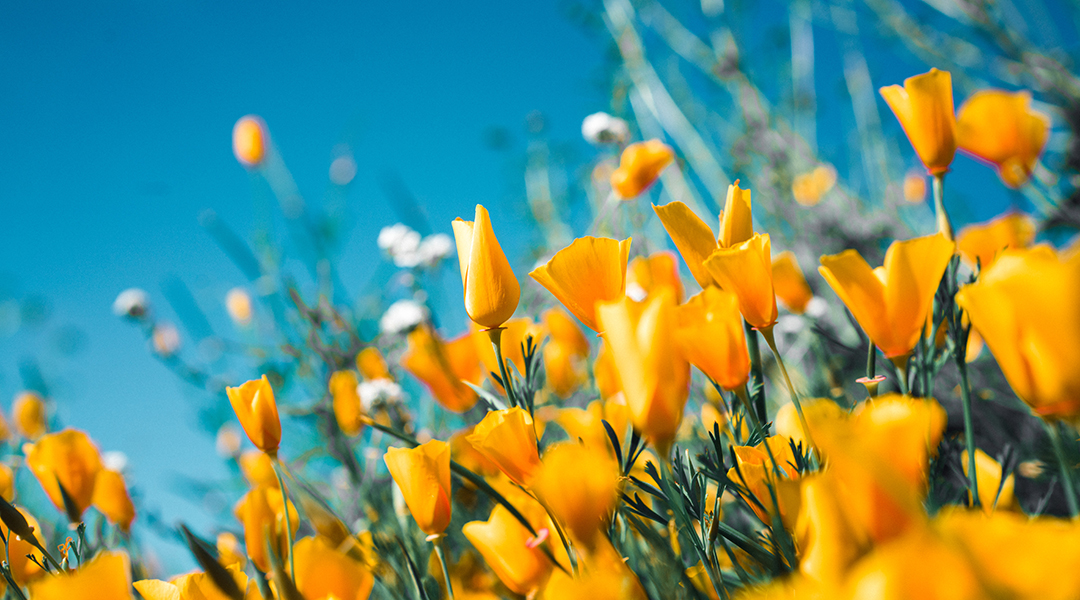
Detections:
626,251,684,303
356,347,391,380
609,139,674,199
463,505,553,596
704,233,779,330
903,171,928,203
330,370,364,437
956,212,1036,271
593,340,623,400
92,469,136,532
818,233,955,360
791,165,837,207
468,407,541,486
452,204,521,329
957,89,1050,188
13,390,47,440
226,375,281,455
542,308,591,398
3,507,44,585
400,325,482,413
217,531,247,570
529,236,632,332
25,428,103,519
771,251,814,314
595,289,690,455
471,317,545,379
554,399,631,455
234,485,299,573
728,436,804,529
880,68,957,175
28,551,134,600
239,449,279,489
653,181,754,288
384,440,452,536
674,287,750,391
534,442,621,548
293,536,375,600
232,115,268,168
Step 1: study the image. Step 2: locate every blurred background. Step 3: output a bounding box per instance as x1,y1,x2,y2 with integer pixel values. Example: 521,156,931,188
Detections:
1,0,1077,573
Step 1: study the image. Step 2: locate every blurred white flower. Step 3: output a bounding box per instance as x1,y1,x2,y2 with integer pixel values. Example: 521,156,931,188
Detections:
216,424,243,458
582,112,630,145
225,287,253,326
151,322,181,356
805,296,828,318
113,288,150,319
379,224,453,269
329,154,357,185
358,378,403,412
379,299,427,335
102,451,129,473
416,233,453,267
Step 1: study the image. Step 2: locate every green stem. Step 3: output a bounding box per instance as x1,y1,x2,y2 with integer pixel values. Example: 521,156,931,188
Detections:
743,320,767,423
892,356,910,395
759,326,815,450
487,328,519,408
865,338,877,381
932,173,953,241
1046,421,1080,519
955,354,980,508
272,457,296,581
432,536,455,600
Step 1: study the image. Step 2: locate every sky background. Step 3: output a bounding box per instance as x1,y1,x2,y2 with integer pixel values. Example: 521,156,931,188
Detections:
0,0,1070,574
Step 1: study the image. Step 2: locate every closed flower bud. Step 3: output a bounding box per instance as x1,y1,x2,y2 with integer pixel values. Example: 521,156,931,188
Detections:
880,68,957,175
226,375,282,455
467,407,541,487
356,347,391,380
610,139,674,199
12,391,47,440
452,204,521,330
25,428,103,520
384,440,452,536
530,236,631,333
232,115,268,168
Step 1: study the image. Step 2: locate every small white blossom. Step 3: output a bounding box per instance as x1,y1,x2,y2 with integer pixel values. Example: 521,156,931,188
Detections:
358,378,403,412
113,288,150,318
379,300,427,335
151,323,181,356
416,233,453,267
805,296,828,318
582,112,630,145
102,451,129,473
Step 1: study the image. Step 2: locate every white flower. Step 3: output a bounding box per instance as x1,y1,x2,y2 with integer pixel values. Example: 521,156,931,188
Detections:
358,378,403,412
113,288,150,318
582,112,630,145
416,233,453,267
378,224,427,267
102,451,129,473
329,155,357,185
805,296,828,318
379,300,427,335
151,323,181,356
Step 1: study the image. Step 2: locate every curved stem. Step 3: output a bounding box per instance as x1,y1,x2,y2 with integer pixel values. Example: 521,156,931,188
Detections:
271,457,296,580
1047,421,1080,519
759,326,815,450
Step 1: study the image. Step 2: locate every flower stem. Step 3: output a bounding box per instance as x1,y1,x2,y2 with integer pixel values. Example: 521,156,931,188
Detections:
271,457,296,581
743,320,767,423
932,173,953,241
487,327,519,408
431,536,455,600
1046,421,1080,519
955,352,980,509
759,326,815,450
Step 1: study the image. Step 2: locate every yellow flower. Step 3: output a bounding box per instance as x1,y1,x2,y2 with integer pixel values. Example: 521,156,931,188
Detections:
29,551,134,600
704,233,779,330
541,540,647,600
841,528,982,600
239,449,279,489
450,425,501,478
226,375,281,455
775,398,846,451
384,440,452,536
225,287,253,326
956,212,1036,271
217,531,247,570
609,139,674,199
452,204,521,329
791,165,837,207
961,449,1016,514
771,251,814,315
0,463,12,501
3,507,44,586
356,347,391,380
463,505,552,596
728,436,803,529
232,115,268,168
957,89,1050,188
555,399,630,456
903,171,928,203
818,233,955,360
653,181,754,288
595,289,690,455
92,469,136,532
880,68,957,175
471,317,545,380
234,484,299,573
400,325,482,413
330,370,364,437
533,442,621,548
542,308,591,398
795,472,870,584
135,565,252,600
674,287,750,391
529,236,632,332
467,407,541,486
25,428,103,519
956,246,1080,418
13,390,47,440
626,251,684,303
293,536,375,600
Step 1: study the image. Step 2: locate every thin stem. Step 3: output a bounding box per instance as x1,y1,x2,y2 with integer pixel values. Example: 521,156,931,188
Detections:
865,338,877,381
932,173,953,241
892,355,910,395
487,328,518,408
759,326,815,450
956,353,980,508
271,458,296,581
432,536,455,600
1046,421,1080,519
743,320,767,423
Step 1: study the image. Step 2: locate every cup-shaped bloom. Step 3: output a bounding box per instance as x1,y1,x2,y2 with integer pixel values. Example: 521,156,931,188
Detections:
25,428,103,519
674,288,750,391
452,204,521,329
653,181,754,288
233,115,268,168
293,536,375,600
728,436,804,529
400,325,482,413
880,68,957,175
3,507,44,585
239,449,279,489
463,505,552,596
771,251,814,314
956,247,1080,418
555,399,630,456
609,139,674,199
13,391,47,440
957,89,1050,188
626,251,684,303
533,442,621,548
796,472,870,583
234,485,299,573
28,551,134,600
595,289,690,454
355,347,391,380
468,407,541,486
383,440,452,536
819,233,955,359
956,212,1036,271
961,449,1016,514
226,375,281,455
530,236,631,332
542,308,591,398
329,370,364,437
91,469,136,532
704,233,778,330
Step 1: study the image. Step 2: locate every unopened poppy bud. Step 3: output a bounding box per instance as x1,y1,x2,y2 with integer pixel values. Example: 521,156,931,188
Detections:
233,115,268,168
